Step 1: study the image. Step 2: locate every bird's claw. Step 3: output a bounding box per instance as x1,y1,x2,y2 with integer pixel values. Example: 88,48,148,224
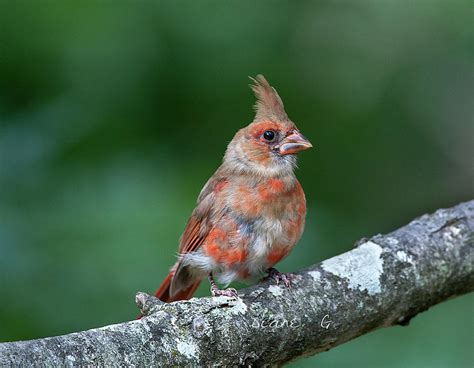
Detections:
211,286,239,298
267,268,292,288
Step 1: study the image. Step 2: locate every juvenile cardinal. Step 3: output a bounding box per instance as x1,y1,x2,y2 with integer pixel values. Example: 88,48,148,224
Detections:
154,75,312,303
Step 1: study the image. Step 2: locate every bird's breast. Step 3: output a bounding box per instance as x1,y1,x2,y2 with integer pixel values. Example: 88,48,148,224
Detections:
192,175,306,285
226,176,307,275
226,175,304,218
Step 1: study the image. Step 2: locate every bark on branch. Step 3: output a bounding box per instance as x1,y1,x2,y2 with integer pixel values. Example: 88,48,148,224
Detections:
1,201,473,366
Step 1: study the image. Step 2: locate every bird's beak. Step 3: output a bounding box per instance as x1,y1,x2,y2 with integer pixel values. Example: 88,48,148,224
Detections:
279,131,313,155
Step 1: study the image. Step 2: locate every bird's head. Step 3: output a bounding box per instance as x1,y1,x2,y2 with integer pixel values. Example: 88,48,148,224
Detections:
223,75,312,177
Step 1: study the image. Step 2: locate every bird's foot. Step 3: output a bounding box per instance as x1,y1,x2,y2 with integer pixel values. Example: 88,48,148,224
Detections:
208,273,238,298
210,286,239,298
266,267,292,288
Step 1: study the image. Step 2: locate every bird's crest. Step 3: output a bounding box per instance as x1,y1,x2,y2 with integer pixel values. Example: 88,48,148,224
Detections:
250,75,289,123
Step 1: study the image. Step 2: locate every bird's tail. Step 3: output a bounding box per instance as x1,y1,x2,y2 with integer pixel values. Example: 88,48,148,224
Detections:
154,271,201,303
137,271,201,319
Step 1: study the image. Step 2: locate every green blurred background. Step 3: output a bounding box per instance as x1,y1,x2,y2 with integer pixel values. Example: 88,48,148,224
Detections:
1,1,473,366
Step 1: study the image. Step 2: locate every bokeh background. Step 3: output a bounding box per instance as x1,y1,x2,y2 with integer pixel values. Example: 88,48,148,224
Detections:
1,1,473,366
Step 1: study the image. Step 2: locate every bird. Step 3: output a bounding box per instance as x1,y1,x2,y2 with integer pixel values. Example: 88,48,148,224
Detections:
153,75,312,303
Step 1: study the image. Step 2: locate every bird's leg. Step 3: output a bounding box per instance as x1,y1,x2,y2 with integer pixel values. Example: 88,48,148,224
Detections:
266,267,291,288
208,273,238,298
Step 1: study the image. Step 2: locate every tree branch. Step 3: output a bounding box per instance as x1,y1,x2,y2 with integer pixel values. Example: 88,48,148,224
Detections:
1,201,473,366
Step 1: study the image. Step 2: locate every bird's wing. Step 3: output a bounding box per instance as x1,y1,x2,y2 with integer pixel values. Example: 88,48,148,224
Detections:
178,172,227,255
168,171,227,297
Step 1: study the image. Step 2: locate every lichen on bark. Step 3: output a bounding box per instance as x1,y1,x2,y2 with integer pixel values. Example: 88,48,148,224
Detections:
0,201,473,366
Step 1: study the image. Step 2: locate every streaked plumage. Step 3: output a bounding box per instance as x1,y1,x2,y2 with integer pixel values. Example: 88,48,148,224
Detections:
154,75,312,303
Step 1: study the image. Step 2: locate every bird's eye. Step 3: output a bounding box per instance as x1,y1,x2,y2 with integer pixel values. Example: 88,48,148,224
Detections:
263,130,276,141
